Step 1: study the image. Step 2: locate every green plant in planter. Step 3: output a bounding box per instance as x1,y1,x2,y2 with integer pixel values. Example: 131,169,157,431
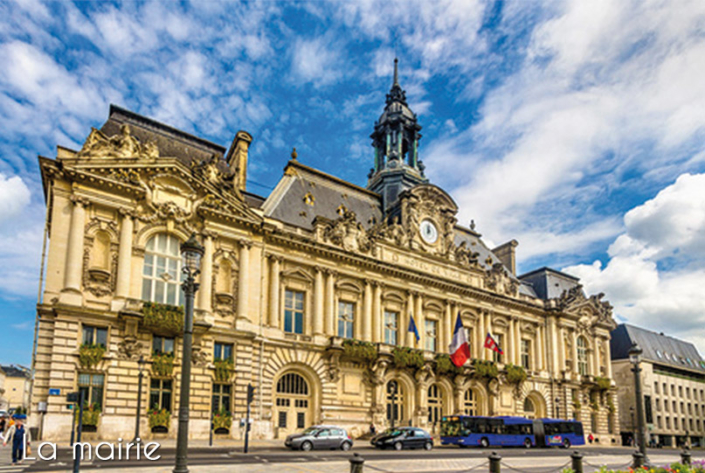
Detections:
472,359,499,379
505,364,528,384
434,353,464,376
151,351,175,377
341,339,377,363
142,302,184,334
214,358,234,382
148,407,171,429
79,343,106,369
391,346,425,369
212,407,232,432
75,403,101,426
594,376,611,391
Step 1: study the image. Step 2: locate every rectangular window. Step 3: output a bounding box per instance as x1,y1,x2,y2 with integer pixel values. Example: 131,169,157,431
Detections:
665,400,670,412
297,412,306,429
666,417,671,429
78,373,104,409
337,301,355,339
425,319,437,352
153,336,175,355
214,342,233,361
674,417,679,429
645,395,653,424
212,383,231,413
663,383,667,396
384,311,398,346
150,378,173,411
284,290,304,334
493,334,504,364
278,411,287,428
654,382,659,394
671,385,675,396
679,386,683,397
673,400,677,412
656,399,661,411
686,387,690,398
82,326,108,347
521,339,531,370
657,416,662,429
690,418,693,431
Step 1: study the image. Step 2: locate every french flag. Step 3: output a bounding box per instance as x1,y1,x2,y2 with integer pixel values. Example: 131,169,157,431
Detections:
448,313,470,367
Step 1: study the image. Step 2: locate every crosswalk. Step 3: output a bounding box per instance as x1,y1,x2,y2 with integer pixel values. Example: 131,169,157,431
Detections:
0,446,33,473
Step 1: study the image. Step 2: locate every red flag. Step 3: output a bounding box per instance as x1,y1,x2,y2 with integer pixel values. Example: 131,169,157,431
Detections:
449,313,470,367
484,332,503,355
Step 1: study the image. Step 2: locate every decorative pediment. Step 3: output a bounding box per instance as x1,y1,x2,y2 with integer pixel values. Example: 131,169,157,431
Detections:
77,124,159,159
556,285,614,327
281,267,314,283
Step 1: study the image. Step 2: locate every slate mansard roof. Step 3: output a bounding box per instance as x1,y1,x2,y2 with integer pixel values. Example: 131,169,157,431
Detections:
610,324,705,374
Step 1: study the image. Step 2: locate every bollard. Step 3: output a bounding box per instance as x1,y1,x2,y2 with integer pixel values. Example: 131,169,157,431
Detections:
571,450,583,473
350,452,365,473
489,451,502,473
681,448,692,466
632,451,644,468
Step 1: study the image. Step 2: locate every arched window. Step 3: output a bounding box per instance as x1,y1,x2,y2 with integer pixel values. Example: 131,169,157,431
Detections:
386,381,404,424
275,372,311,431
577,336,589,376
464,389,477,415
142,233,183,306
524,397,536,419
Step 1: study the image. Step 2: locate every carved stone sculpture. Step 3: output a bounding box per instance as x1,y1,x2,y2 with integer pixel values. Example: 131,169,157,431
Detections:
118,336,144,361
77,124,159,159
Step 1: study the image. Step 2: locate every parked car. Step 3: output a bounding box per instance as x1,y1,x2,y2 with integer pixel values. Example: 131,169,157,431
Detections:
371,427,434,450
285,425,353,451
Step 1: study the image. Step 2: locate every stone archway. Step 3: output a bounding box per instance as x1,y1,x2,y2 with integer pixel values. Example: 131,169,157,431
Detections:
523,391,548,419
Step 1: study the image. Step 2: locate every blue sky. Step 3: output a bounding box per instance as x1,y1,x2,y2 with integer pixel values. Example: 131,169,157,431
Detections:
2,0,705,365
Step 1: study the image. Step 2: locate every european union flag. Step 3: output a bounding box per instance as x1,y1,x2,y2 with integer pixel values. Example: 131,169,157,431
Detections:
408,313,420,343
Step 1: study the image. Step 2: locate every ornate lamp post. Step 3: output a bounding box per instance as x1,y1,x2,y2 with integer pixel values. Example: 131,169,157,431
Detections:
134,355,146,441
174,234,204,473
555,397,560,419
629,342,651,468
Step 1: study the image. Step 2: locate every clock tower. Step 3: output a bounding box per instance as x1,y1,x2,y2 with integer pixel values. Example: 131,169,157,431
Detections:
367,58,427,212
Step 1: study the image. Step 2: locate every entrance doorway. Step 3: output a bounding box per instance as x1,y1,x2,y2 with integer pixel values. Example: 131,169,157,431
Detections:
275,372,311,437
386,381,405,426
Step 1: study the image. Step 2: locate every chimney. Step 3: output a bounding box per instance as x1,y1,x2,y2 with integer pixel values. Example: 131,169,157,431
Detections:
492,240,518,275
226,130,253,192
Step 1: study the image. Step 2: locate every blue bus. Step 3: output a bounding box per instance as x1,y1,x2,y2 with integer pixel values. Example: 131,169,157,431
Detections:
440,416,585,448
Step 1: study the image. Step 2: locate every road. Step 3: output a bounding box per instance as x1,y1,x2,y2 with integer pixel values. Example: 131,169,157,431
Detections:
12,444,697,473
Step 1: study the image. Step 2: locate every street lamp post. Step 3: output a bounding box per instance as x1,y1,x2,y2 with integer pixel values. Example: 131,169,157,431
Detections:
134,355,146,442
173,233,204,473
629,342,651,468
555,397,560,419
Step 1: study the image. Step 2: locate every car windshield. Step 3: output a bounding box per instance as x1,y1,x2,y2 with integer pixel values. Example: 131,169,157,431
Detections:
302,427,319,435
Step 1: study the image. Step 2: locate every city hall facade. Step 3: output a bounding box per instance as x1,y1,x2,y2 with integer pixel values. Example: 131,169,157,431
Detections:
31,66,619,443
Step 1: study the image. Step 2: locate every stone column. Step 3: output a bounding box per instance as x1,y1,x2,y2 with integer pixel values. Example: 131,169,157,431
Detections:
593,338,600,377
605,337,613,379
198,234,214,313
325,270,336,336
313,267,325,335
237,240,251,322
477,309,485,361
362,280,372,342
537,324,545,371
115,210,133,299
415,292,424,350
507,317,516,365
63,196,87,294
268,255,281,328
572,330,578,374
515,318,522,366
443,300,452,354
550,317,560,374
372,282,382,343
406,291,415,347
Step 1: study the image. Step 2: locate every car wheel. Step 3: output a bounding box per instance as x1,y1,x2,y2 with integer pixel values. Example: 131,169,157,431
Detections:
394,441,403,451
301,441,313,452
562,438,571,449
341,442,351,451
524,438,532,449
424,442,433,451
480,437,490,448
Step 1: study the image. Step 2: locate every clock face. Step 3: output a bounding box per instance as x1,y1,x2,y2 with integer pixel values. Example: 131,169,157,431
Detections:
420,219,439,244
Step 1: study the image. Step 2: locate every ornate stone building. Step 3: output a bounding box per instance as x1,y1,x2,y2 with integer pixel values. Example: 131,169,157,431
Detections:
32,63,619,443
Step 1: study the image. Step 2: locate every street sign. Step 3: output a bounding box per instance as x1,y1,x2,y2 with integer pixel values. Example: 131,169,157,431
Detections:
49,388,61,396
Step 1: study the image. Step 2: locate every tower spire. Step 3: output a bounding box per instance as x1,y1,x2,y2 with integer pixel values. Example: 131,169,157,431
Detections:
393,57,399,87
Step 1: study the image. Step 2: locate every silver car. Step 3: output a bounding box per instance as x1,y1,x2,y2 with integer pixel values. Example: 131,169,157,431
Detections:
284,425,353,451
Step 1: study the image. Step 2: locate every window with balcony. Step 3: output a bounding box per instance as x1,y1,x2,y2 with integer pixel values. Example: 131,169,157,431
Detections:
153,336,175,355
521,339,531,370
150,378,172,411
78,373,104,409
82,326,108,347
493,334,504,364
284,290,305,334
214,342,233,361
142,233,183,306
384,311,399,346
577,336,589,376
425,319,437,352
337,301,355,339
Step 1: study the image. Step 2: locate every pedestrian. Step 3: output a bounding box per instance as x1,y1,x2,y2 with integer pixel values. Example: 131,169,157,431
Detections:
369,423,376,436
3,414,31,465
588,433,594,444
0,415,6,442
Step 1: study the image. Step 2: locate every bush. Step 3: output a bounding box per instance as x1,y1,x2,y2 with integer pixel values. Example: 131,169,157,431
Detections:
212,407,232,432
595,376,611,391
562,464,705,473
505,364,528,384
472,359,499,379
143,302,184,334
79,344,106,369
391,346,425,369
342,339,378,363
214,358,234,382
152,352,175,377
435,353,464,376
148,407,170,429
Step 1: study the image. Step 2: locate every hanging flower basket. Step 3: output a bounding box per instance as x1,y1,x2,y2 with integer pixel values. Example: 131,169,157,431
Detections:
78,344,106,369
152,352,175,377
75,403,101,427
142,302,184,335
391,346,425,369
342,339,377,363
505,364,528,384
472,359,499,379
214,358,234,382
148,408,171,430
212,408,232,433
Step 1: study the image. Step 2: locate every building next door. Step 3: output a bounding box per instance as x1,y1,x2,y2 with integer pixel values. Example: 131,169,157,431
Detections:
275,372,311,437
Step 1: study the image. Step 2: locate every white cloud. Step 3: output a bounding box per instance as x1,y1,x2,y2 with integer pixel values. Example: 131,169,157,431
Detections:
0,174,31,224
564,172,705,351
290,36,342,87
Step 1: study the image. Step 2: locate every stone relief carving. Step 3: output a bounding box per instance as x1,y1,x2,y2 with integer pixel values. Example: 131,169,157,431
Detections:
78,124,159,159
82,219,119,297
484,263,519,296
322,210,376,254
191,346,209,367
556,285,614,325
117,336,144,361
